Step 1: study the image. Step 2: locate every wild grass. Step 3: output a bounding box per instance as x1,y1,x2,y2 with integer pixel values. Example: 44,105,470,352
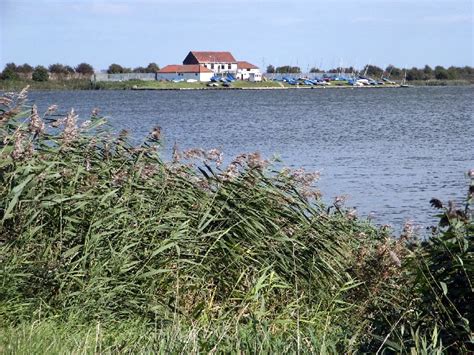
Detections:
0,88,472,353
0,78,93,91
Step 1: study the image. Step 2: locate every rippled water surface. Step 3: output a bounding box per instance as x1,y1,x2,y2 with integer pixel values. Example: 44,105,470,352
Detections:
29,86,474,231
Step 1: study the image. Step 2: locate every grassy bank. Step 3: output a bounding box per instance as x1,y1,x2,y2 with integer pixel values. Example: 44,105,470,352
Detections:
410,79,472,86
0,88,472,353
0,79,94,91
1,78,473,91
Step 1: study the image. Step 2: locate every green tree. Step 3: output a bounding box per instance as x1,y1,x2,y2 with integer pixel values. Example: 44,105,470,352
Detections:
366,65,384,78
1,63,19,80
107,64,132,74
422,65,433,80
309,67,322,73
107,64,123,74
64,65,75,74
48,63,67,75
406,67,423,81
434,66,449,80
386,65,402,79
49,63,69,76
32,65,49,81
276,65,301,73
133,66,147,73
266,65,275,73
75,63,94,76
447,66,459,80
146,63,160,73
16,63,33,75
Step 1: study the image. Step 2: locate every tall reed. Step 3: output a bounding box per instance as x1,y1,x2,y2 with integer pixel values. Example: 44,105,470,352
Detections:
0,88,471,353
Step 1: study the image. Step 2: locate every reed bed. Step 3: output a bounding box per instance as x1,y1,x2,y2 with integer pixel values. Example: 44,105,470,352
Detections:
0,88,472,353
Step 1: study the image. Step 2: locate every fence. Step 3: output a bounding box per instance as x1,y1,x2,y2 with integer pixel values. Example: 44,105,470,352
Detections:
93,73,157,82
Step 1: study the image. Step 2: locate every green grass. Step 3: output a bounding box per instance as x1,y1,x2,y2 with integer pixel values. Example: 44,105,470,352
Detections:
0,78,93,91
0,88,472,353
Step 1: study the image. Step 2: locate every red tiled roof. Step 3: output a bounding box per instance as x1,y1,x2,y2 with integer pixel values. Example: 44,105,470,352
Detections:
189,51,236,63
158,65,213,74
237,61,259,69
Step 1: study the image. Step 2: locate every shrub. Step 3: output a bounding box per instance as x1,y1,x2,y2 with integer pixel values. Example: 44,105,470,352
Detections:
75,63,94,76
1,63,19,80
32,66,49,81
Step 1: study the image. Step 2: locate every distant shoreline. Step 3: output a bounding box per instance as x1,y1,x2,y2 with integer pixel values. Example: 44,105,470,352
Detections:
0,79,472,91
130,85,403,91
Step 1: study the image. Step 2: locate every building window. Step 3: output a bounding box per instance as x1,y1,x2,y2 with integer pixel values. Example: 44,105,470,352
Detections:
211,64,214,69
195,73,198,76
221,65,225,69
247,68,250,71
228,64,231,69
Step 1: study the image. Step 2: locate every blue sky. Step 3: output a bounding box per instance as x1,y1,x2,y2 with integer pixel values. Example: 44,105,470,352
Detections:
1,0,473,71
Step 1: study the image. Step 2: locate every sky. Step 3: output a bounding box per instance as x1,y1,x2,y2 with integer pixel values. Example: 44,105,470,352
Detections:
1,0,473,72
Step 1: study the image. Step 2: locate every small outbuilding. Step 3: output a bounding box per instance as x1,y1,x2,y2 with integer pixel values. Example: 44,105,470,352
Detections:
237,61,262,81
157,64,214,82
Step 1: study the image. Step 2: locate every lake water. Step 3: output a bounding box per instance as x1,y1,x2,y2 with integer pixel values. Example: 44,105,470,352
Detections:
28,86,474,233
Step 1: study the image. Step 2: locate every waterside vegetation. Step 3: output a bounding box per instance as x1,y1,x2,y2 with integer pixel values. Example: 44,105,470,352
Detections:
0,88,472,353
1,62,473,91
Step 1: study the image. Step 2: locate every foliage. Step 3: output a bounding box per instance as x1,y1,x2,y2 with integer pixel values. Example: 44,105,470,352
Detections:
266,65,275,73
275,66,301,73
75,63,94,76
132,66,147,73
0,79,93,91
406,67,424,81
146,62,160,73
107,63,132,74
16,63,34,75
64,65,75,74
128,63,160,74
365,65,384,77
48,63,69,75
31,66,49,82
0,89,472,353
411,187,473,351
434,66,448,80
386,65,403,79
1,63,19,80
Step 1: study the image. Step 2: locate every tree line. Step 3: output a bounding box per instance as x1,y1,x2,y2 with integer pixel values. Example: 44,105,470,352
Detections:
266,64,474,81
0,62,160,82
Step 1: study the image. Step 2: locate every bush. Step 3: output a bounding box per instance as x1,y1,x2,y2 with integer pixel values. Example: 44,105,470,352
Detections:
75,63,94,76
1,63,19,80
146,62,160,73
32,66,49,81
412,188,474,351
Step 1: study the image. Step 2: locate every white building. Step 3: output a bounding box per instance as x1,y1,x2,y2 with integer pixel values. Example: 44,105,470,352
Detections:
157,65,214,82
237,61,262,81
183,51,238,75
157,51,262,82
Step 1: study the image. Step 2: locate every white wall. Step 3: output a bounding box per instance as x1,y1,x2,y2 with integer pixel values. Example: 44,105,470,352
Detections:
237,68,262,81
202,63,238,74
157,72,213,82
249,72,262,82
